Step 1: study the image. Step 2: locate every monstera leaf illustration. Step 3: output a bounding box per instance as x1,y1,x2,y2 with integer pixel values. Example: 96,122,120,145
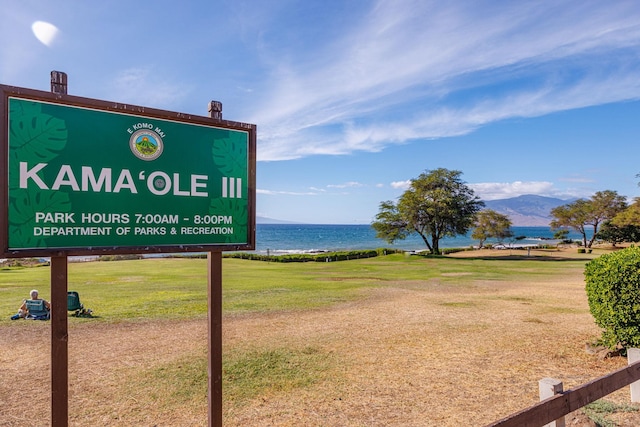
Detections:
212,136,246,177
209,198,247,243
8,189,72,248
9,100,68,172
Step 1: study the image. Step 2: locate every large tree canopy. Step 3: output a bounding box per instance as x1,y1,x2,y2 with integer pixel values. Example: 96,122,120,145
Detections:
372,168,484,254
472,209,513,249
550,190,627,248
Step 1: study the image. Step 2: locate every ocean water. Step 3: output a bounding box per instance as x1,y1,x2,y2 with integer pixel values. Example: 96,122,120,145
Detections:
254,224,588,255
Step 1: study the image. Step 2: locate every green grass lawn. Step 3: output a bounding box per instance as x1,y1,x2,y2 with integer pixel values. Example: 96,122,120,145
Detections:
0,253,590,324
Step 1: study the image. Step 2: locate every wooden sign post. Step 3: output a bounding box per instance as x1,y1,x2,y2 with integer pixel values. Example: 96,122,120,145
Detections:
51,71,69,427
208,251,223,427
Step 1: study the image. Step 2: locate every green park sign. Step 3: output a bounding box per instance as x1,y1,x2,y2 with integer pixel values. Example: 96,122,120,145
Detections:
0,85,256,256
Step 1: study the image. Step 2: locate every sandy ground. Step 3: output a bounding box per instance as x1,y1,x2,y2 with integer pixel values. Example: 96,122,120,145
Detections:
1,249,639,426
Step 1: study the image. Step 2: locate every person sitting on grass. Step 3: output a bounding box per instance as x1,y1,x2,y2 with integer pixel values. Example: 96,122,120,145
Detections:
10,289,51,320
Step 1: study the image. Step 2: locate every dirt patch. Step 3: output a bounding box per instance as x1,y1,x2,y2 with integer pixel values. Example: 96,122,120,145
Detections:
2,254,639,426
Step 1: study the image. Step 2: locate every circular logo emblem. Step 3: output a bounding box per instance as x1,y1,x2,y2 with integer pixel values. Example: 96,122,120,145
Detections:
153,176,167,191
130,129,164,161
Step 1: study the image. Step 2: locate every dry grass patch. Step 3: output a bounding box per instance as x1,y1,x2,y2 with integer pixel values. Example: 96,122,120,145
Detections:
2,249,640,426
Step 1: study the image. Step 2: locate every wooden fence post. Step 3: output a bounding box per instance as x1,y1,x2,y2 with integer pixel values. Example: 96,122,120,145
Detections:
628,348,640,402
539,378,565,427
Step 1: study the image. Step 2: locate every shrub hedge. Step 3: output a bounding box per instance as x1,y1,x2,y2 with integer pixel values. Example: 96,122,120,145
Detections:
585,246,640,349
223,248,402,263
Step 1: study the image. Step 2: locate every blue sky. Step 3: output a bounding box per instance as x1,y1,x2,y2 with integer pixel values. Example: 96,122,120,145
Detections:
3,0,640,224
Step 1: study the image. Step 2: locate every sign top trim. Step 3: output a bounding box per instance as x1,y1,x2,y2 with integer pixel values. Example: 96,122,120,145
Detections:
8,95,254,136
1,84,257,132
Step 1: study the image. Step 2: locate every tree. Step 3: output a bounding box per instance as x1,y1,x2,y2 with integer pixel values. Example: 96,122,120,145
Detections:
612,197,640,227
550,200,591,248
372,168,484,254
553,229,570,241
471,209,513,248
596,221,640,246
591,190,628,226
550,190,627,248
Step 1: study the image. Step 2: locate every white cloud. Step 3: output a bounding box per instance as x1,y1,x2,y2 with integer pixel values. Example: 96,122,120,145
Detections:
259,182,364,196
469,180,600,201
31,21,59,47
327,181,364,189
384,179,594,200
257,188,318,196
390,180,411,189
248,0,640,161
470,181,556,200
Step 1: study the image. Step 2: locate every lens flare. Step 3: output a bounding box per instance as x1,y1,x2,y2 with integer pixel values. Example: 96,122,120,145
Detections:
31,21,59,46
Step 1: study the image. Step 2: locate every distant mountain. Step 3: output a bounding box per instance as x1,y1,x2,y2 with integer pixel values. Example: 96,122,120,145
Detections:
483,195,574,226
